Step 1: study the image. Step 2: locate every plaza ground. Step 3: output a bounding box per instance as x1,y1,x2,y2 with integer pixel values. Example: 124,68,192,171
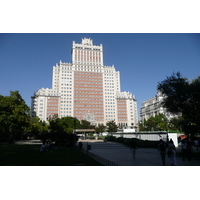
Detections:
79,139,200,166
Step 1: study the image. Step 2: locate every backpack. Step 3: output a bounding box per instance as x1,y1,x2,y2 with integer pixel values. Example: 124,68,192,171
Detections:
159,143,166,151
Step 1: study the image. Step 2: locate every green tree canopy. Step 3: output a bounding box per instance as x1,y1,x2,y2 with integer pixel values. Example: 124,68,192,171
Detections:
0,91,30,140
80,120,94,129
143,114,168,131
49,116,81,134
106,120,118,134
168,116,184,131
157,72,200,133
30,116,48,138
95,123,106,135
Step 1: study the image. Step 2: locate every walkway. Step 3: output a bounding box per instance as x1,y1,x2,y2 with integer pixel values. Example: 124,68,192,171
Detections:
79,139,200,166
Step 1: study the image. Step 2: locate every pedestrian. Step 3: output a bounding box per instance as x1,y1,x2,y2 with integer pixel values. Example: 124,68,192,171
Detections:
40,141,47,152
187,140,193,161
194,138,199,152
168,139,177,166
158,139,166,166
8,134,14,147
79,141,83,150
181,139,187,161
130,138,137,159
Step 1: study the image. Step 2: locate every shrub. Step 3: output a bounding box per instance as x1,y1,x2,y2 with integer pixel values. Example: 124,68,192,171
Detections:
107,136,116,141
98,136,106,140
39,131,78,147
114,137,159,148
98,135,159,148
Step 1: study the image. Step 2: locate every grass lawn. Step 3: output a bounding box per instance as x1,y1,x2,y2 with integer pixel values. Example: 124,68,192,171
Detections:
0,144,103,166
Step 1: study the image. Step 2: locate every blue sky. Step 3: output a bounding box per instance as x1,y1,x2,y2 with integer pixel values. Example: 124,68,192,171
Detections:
0,33,200,118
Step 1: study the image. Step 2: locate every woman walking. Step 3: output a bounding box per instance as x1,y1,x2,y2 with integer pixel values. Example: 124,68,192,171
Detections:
168,139,177,166
130,138,137,159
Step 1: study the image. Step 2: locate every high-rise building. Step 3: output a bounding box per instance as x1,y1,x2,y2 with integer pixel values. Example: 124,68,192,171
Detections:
31,38,138,130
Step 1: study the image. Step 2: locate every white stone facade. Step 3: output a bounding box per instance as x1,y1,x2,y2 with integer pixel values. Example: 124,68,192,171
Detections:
31,88,60,121
116,91,138,129
31,38,138,129
140,91,176,122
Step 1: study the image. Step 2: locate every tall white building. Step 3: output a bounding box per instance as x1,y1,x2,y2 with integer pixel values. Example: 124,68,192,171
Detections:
31,38,138,130
140,90,176,122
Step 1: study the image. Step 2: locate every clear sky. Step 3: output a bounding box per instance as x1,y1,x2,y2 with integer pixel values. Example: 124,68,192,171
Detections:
0,33,200,118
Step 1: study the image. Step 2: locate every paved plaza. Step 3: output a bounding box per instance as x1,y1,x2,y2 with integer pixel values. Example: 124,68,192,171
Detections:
79,139,200,166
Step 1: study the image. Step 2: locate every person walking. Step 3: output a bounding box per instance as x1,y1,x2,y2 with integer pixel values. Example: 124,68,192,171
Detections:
168,139,177,166
187,140,193,161
130,138,137,159
79,141,83,150
181,139,187,161
194,138,199,152
158,139,166,166
8,134,14,147
40,141,47,152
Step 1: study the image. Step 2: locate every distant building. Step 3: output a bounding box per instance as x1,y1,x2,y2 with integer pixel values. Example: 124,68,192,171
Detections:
31,88,60,121
31,38,138,130
140,90,176,122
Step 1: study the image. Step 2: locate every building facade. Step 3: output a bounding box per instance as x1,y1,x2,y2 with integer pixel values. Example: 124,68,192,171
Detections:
31,88,61,121
31,38,138,129
140,90,176,122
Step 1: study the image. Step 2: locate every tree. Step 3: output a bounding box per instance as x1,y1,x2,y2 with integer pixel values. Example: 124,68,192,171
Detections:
139,119,146,131
143,114,168,131
46,116,81,146
49,116,80,134
95,123,106,135
80,120,95,130
30,116,48,139
106,120,118,135
157,72,200,134
0,91,30,140
168,116,184,131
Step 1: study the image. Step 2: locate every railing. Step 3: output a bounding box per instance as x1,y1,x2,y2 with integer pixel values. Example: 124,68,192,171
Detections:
81,148,119,166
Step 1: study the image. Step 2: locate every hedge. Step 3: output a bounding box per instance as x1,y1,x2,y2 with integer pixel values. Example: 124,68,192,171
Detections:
100,136,160,148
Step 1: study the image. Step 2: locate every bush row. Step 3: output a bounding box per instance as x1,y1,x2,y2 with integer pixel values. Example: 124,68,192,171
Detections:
99,136,160,148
